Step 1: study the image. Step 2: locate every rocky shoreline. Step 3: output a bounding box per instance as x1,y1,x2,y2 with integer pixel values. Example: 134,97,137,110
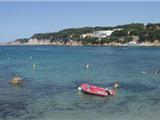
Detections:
0,39,159,47
1,39,160,47
1,42,160,47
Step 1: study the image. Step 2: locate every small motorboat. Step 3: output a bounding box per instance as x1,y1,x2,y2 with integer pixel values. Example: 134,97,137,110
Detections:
78,83,116,97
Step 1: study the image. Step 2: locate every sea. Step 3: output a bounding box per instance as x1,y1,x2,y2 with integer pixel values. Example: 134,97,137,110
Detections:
0,45,160,120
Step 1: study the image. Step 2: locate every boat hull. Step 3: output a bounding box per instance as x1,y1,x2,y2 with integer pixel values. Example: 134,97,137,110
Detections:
80,83,111,97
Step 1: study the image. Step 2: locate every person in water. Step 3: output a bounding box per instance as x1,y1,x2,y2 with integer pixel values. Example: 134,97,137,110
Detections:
113,82,119,89
105,82,119,92
154,69,160,74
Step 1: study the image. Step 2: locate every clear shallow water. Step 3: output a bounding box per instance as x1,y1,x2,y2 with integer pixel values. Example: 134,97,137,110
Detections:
0,45,160,120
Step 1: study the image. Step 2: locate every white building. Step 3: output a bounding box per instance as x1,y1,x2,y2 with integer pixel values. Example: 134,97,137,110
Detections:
80,33,94,38
93,29,122,38
93,30,113,38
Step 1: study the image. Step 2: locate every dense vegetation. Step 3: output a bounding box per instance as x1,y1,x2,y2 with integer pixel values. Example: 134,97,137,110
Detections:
15,23,160,44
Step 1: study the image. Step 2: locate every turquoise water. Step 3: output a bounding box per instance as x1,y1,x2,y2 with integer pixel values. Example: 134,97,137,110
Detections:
0,46,160,120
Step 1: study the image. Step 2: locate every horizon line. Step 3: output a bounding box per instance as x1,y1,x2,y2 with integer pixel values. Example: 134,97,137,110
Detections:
1,0,160,2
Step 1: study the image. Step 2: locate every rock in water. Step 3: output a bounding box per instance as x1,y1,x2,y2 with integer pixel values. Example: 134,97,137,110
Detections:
10,76,23,84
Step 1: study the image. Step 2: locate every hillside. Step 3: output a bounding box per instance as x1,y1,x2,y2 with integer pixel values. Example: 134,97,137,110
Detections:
12,23,160,46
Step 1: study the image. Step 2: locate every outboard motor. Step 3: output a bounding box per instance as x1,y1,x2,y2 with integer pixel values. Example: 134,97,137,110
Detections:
105,88,116,96
108,89,116,96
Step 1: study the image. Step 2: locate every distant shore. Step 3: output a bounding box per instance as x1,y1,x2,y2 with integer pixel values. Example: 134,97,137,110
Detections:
1,40,160,47
3,23,160,47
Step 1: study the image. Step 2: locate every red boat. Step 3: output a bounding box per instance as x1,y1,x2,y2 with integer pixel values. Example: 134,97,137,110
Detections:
78,83,116,97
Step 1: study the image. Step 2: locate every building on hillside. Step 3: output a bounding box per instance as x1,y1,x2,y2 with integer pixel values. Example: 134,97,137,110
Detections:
93,30,113,38
80,29,123,39
80,33,94,38
93,29,122,38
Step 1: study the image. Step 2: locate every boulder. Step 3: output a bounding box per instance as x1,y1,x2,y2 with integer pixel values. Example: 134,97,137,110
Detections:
10,76,23,84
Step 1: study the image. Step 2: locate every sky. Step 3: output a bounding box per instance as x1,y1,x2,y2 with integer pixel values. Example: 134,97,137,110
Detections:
0,1,160,42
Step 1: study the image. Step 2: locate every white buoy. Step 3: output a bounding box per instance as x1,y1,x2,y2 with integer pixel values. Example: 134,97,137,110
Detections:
30,56,32,59
142,71,146,74
32,64,36,69
86,64,89,68
78,86,82,91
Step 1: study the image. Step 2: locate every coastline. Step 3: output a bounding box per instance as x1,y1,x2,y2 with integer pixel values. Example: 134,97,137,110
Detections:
1,41,160,47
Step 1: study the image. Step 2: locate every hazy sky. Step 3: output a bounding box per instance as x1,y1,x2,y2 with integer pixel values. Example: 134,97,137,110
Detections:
0,1,160,42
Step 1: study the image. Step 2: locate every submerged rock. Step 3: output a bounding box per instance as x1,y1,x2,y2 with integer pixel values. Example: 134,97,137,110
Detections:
9,76,23,85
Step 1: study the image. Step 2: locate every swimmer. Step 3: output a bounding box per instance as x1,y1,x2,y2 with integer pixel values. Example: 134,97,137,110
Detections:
113,82,119,89
155,69,160,74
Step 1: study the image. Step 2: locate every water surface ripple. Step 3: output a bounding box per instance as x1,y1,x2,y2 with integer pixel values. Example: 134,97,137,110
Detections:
0,46,160,120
